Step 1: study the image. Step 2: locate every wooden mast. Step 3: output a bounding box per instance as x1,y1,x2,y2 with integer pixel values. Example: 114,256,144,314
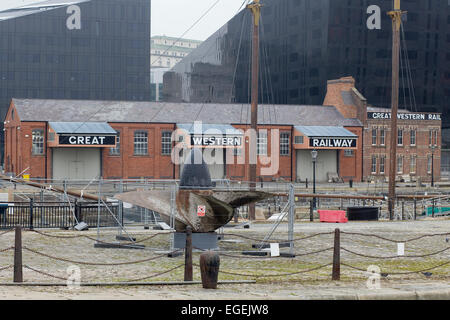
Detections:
247,0,262,221
387,0,405,220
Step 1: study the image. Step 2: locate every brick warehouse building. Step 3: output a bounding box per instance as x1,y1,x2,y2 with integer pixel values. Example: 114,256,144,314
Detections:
324,77,442,183
4,98,363,183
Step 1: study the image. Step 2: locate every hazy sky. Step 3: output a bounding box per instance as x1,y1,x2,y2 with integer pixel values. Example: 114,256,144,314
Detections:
0,0,247,41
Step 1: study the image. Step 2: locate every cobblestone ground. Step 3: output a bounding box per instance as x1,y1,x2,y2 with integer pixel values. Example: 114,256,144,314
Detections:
0,218,449,299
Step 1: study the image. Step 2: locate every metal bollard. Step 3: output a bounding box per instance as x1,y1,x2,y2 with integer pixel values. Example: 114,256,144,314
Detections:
332,228,340,281
184,227,193,281
200,250,220,289
14,226,23,283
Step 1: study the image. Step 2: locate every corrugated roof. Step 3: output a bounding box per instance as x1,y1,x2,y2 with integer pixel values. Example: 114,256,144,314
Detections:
295,126,357,138
0,0,90,21
12,99,363,127
49,122,117,134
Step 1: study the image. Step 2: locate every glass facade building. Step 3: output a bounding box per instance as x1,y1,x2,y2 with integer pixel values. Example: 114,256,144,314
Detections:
0,0,151,160
163,0,450,132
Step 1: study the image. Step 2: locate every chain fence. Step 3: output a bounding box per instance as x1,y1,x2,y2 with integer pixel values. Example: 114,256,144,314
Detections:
0,225,449,285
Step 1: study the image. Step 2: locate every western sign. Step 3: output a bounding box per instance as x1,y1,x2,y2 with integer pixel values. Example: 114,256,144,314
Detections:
59,135,116,146
310,138,357,148
368,112,441,121
190,135,242,147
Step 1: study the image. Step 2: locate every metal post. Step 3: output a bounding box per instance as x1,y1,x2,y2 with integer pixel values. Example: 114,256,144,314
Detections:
414,199,417,220
29,199,33,230
184,226,193,281
387,0,404,221
332,228,340,281
97,177,102,242
401,201,405,220
14,226,23,283
432,198,435,218
288,184,295,256
310,200,314,222
431,151,434,187
118,179,123,237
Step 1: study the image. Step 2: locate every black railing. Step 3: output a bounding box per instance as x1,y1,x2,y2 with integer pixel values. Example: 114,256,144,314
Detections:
0,202,120,229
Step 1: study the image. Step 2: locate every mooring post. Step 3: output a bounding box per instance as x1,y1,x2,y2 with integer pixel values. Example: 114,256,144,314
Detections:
29,199,33,230
200,251,220,289
310,200,314,222
184,226,193,282
332,228,340,281
14,226,23,283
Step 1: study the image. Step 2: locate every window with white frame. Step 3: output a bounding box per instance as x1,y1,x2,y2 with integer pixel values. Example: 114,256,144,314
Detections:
294,136,304,144
134,131,148,155
109,133,120,155
257,130,268,156
380,156,385,174
410,155,416,173
372,128,377,145
397,155,403,174
397,129,403,146
410,129,416,146
380,128,385,145
280,132,290,156
344,149,354,157
371,156,377,174
32,129,44,155
161,131,172,155
427,155,432,173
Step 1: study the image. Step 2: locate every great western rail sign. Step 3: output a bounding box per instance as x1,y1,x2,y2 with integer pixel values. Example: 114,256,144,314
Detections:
367,112,441,121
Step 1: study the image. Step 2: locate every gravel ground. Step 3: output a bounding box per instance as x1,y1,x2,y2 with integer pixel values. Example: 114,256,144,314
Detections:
0,218,449,299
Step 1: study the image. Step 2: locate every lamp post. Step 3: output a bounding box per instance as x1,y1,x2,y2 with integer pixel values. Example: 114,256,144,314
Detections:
431,145,435,187
311,149,318,209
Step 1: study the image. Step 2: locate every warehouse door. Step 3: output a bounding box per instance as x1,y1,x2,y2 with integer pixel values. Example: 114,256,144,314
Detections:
52,148,101,180
296,150,337,182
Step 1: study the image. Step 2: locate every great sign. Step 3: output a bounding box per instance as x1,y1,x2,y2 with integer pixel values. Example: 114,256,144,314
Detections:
367,112,441,121
59,135,116,146
310,138,357,148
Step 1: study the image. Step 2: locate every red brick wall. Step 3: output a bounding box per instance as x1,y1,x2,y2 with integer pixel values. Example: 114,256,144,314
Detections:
339,126,363,182
363,119,441,182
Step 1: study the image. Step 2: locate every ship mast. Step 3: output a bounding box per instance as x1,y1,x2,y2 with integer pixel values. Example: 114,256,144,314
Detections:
247,0,262,221
387,0,405,220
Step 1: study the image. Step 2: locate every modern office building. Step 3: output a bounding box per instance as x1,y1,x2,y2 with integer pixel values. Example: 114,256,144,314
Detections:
150,36,202,101
0,0,151,162
151,36,202,69
163,0,450,137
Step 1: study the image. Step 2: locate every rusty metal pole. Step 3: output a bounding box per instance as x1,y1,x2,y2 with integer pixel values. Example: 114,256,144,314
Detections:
332,228,340,281
13,226,23,283
247,0,261,221
184,226,193,281
387,0,404,220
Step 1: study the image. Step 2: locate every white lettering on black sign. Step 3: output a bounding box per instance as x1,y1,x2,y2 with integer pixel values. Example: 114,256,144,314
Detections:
190,135,242,147
368,112,441,121
59,135,116,146
310,138,357,148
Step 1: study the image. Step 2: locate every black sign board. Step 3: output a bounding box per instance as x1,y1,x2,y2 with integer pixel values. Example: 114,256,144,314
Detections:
190,135,242,147
59,135,116,146
309,138,357,148
367,112,441,121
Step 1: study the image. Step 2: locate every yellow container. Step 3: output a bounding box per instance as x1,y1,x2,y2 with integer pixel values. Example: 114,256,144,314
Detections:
23,174,30,181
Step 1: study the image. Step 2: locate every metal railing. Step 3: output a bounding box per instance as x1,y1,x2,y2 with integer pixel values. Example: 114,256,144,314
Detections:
0,202,120,229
